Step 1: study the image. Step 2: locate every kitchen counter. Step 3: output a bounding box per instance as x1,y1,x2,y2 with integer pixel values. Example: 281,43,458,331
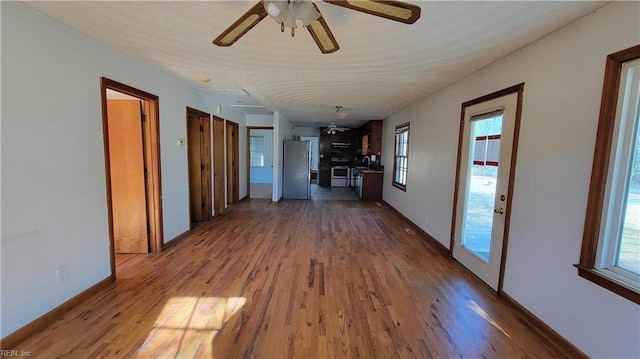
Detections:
354,169,384,201
361,169,383,173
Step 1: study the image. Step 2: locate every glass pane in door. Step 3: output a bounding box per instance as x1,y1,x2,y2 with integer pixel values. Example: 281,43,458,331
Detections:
462,114,504,262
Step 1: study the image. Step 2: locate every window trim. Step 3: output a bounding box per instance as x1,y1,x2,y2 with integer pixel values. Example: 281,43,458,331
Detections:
392,122,410,191
577,44,640,305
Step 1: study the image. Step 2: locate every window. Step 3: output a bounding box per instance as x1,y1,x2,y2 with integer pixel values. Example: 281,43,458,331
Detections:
393,123,410,190
250,136,265,167
578,45,640,304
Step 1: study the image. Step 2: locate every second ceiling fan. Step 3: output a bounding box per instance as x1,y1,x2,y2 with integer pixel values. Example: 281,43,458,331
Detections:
213,0,421,54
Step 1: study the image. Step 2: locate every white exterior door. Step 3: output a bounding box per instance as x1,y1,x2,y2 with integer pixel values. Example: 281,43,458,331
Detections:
453,91,519,291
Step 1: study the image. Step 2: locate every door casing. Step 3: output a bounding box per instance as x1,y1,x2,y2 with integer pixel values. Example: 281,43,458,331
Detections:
100,77,164,280
450,83,525,293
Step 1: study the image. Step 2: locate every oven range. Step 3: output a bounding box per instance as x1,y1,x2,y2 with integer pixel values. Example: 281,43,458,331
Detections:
330,166,350,187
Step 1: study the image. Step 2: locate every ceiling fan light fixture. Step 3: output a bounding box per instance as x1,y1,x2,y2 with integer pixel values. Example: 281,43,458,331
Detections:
265,0,287,16
266,2,280,16
332,105,347,120
264,0,319,31
289,0,314,21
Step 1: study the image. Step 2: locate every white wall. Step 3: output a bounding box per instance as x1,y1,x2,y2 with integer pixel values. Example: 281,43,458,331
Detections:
381,2,640,357
246,114,275,127
292,126,320,138
0,2,240,338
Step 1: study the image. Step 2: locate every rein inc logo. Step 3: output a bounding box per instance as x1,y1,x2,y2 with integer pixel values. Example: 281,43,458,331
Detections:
0,350,32,357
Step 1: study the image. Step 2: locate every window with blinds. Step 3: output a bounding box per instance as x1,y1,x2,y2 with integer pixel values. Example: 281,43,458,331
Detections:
393,123,410,190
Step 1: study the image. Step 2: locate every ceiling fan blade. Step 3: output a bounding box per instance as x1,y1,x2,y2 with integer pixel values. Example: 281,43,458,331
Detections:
213,1,268,47
306,4,340,54
324,0,420,24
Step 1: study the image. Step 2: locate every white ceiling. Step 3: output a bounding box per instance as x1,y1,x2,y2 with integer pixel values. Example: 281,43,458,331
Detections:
25,1,608,128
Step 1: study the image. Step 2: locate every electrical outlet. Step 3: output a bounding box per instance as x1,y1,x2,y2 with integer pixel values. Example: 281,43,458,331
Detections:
56,265,68,284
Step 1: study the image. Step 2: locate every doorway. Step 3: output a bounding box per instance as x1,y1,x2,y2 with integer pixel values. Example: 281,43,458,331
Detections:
247,127,274,199
226,121,240,204
186,107,212,227
451,84,524,292
100,77,163,280
212,117,225,215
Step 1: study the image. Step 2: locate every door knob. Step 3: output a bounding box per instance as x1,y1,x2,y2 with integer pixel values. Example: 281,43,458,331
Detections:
494,208,504,214
214,172,220,176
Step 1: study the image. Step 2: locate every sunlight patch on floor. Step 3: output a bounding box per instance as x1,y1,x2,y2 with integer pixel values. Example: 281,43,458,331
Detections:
135,296,246,358
468,300,511,339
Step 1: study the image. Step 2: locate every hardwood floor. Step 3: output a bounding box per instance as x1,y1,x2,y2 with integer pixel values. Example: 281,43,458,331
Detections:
12,199,573,358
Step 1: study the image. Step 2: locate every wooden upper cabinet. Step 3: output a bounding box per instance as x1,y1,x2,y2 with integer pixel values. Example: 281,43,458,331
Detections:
320,129,331,154
369,120,382,155
360,120,382,155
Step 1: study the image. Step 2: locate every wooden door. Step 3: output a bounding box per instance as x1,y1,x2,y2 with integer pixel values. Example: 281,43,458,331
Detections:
107,99,149,254
213,117,225,215
226,121,239,204
187,114,203,222
201,118,212,218
187,110,212,225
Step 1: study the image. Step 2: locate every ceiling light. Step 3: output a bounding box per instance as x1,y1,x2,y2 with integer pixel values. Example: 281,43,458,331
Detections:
266,2,281,17
332,106,347,120
263,0,320,36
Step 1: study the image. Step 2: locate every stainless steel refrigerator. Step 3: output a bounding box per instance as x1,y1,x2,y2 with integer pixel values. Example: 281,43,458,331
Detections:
283,140,311,199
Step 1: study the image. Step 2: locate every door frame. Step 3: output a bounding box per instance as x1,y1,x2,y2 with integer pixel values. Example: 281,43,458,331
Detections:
246,126,274,198
226,120,240,204
450,83,524,293
100,77,164,280
186,107,212,226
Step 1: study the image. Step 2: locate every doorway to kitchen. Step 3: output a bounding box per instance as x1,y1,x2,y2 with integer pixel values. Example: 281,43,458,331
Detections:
451,84,523,292
100,77,163,280
247,127,274,199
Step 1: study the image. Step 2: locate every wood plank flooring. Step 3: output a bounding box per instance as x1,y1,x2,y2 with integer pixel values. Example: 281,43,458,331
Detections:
11,199,572,358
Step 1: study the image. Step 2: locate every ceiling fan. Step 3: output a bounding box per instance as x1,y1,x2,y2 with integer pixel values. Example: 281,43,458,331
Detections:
213,0,421,54
325,123,350,135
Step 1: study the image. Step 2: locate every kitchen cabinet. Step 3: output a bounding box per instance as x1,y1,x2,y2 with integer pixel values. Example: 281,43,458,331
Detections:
359,171,383,200
369,120,382,155
360,120,382,155
320,129,332,155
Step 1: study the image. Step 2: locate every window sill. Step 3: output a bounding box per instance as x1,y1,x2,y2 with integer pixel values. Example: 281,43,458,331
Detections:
575,264,640,304
392,182,406,192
